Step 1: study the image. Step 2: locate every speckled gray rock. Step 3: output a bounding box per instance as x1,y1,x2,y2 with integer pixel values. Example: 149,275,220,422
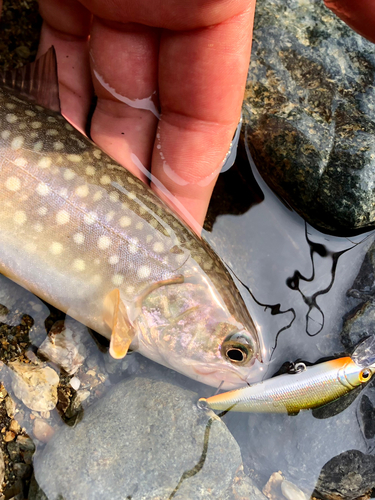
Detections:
244,0,375,233
33,376,266,500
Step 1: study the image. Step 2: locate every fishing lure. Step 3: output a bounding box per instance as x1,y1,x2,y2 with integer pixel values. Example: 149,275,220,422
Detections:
199,337,375,413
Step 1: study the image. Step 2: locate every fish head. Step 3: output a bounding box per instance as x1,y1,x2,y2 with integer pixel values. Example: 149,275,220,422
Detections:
134,281,261,389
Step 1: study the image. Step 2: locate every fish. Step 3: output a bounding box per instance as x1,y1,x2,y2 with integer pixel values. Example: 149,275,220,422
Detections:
0,48,262,389
198,341,375,412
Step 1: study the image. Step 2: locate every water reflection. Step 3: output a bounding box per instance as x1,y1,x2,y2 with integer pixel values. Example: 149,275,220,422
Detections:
0,138,374,498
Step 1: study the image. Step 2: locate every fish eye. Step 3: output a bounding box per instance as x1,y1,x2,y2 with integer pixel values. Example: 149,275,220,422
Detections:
221,331,255,366
360,369,372,382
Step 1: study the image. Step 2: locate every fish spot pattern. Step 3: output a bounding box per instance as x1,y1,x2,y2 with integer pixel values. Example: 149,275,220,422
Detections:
53,142,64,151
73,259,86,272
119,216,131,227
0,86,234,322
5,177,21,191
137,266,151,279
13,211,27,225
14,157,27,167
63,169,76,181
38,157,51,168
112,274,124,286
11,136,24,150
97,236,112,250
108,255,119,265
49,242,63,255
56,210,70,225
75,185,89,198
73,233,85,245
6,114,18,123
36,183,50,196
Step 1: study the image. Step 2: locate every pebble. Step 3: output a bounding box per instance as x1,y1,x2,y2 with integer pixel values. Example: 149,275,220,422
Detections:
5,396,16,418
4,431,15,442
281,480,308,500
14,45,30,59
9,420,21,434
38,319,87,375
33,418,55,443
69,377,80,391
6,360,59,412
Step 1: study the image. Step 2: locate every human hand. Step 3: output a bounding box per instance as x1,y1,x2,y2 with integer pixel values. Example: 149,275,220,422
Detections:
37,0,255,233
324,0,375,43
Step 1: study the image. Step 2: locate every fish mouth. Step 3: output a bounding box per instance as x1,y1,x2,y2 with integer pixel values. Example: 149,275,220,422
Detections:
192,364,251,390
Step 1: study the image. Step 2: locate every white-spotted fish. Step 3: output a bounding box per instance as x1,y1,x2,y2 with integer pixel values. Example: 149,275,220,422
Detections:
0,48,262,389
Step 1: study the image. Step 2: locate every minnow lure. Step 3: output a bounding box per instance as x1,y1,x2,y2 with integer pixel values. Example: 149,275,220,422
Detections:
0,48,262,389
199,337,375,412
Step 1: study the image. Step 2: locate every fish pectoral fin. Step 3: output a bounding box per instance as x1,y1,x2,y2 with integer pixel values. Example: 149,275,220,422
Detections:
104,289,135,360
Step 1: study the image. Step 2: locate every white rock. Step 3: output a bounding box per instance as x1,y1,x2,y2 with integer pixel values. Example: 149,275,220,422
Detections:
281,479,308,500
70,376,80,391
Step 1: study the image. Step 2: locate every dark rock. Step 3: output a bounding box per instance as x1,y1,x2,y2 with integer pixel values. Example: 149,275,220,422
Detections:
33,376,266,500
341,301,375,350
314,450,375,500
7,441,20,462
243,0,375,233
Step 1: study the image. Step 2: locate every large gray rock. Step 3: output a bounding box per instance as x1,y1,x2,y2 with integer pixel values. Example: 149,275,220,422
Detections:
33,376,266,500
243,0,375,233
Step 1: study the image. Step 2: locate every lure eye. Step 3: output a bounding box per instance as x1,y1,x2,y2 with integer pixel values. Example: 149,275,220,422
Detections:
359,369,372,382
221,331,255,366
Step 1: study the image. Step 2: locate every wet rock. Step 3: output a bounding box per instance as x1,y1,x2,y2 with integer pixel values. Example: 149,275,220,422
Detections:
34,376,266,500
5,361,59,412
243,0,375,233
341,301,375,350
38,319,87,375
315,450,375,500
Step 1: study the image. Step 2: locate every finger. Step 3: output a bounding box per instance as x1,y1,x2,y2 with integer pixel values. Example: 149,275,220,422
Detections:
324,0,375,43
89,18,159,181
152,6,255,229
37,0,93,133
79,0,250,31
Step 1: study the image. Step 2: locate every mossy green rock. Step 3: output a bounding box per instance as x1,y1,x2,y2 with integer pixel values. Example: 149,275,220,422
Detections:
244,0,375,234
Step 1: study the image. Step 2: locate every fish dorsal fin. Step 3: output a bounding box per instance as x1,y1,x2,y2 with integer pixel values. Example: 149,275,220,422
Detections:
0,46,61,113
103,289,135,359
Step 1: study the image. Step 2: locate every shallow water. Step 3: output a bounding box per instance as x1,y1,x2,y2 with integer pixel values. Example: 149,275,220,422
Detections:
0,125,374,499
